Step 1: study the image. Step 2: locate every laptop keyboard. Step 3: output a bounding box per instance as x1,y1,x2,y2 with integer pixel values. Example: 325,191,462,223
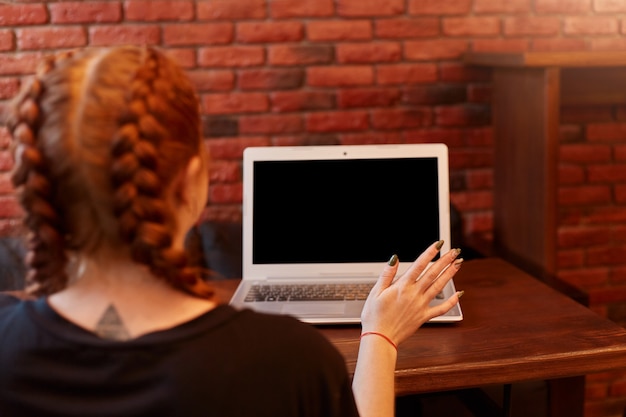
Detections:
245,283,374,302
244,283,445,302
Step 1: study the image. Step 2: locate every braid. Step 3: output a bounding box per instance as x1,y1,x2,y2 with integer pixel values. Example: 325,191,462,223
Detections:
110,48,213,297
8,53,75,295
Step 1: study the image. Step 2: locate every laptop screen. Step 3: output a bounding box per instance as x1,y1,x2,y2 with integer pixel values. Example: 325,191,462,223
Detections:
252,157,440,265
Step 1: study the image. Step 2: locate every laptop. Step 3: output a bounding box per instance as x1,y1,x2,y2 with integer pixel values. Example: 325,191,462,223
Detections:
229,143,463,324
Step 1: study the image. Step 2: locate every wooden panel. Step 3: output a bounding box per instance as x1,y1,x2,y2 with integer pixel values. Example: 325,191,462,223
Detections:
465,51,626,68
561,67,626,105
491,67,559,276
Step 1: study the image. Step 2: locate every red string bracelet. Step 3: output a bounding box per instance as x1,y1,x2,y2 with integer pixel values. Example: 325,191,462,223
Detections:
360,331,398,352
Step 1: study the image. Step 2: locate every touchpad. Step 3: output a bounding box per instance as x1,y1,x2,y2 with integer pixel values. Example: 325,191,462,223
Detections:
282,302,345,317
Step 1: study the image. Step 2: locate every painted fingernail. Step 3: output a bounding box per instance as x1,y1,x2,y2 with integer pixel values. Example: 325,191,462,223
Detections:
388,254,398,266
457,290,465,299
435,240,444,250
454,258,464,268
454,248,462,257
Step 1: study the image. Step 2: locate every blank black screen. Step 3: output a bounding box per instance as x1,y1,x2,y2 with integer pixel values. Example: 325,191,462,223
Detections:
252,158,440,264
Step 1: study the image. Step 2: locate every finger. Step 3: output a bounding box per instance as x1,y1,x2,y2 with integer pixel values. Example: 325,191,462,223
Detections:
417,248,461,289
373,254,399,292
427,290,464,320
398,240,444,284
423,257,463,299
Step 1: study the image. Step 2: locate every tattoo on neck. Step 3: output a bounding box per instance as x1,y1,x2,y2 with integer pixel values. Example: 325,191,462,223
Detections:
95,305,130,341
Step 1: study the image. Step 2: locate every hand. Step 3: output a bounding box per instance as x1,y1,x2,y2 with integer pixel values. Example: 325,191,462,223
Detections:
360,241,463,347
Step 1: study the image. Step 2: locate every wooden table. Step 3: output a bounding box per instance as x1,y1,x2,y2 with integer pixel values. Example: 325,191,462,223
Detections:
463,52,626,281
214,257,626,417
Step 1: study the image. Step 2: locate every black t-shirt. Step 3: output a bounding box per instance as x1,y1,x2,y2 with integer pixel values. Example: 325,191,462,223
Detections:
0,294,359,417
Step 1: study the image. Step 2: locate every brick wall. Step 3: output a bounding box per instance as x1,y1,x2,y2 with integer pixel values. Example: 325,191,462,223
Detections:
1,1,626,416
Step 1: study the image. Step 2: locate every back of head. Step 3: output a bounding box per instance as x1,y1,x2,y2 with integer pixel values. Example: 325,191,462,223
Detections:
3,46,212,298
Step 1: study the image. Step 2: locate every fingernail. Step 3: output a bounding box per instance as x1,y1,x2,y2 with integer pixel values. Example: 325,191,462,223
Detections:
457,290,465,299
435,240,444,250
454,258,464,268
388,254,398,266
454,248,462,257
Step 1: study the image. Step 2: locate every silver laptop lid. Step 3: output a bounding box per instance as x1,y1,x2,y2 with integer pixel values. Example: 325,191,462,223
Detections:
242,144,452,280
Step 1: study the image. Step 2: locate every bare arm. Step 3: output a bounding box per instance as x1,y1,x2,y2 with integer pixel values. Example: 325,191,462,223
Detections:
352,241,463,417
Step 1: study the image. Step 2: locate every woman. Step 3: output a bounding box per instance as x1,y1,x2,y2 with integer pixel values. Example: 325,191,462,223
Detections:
0,46,462,417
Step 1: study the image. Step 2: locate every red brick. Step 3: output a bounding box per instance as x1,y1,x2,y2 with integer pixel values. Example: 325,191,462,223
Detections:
440,63,492,82
306,111,369,132
559,124,584,142
402,85,467,105
0,30,12,52
472,39,529,53
0,173,15,195
588,246,626,267
209,160,241,183
0,127,10,150
590,38,626,51
461,211,493,235
206,137,270,159
503,17,560,36
49,2,120,24
239,114,303,134
164,48,196,69
0,52,41,75
564,17,619,35
17,27,86,50
237,22,303,43
585,206,626,224
202,92,268,114
448,149,493,169
375,18,439,38
209,183,243,204
536,0,591,13
0,3,47,25
198,46,265,68
371,108,432,129
409,0,472,14
239,68,304,90
557,249,584,269
615,185,626,203
558,185,611,205
531,38,588,51
465,168,493,189
560,144,612,163
186,70,235,92
269,45,333,66
562,106,614,123
405,128,465,147
270,0,334,18
163,23,233,46
435,104,490,126
338,87,401,108
307,20,372,41
587,123,626,141
198,0,267,19
465,127,494,146
125,0,193,21
589,165,626,183
307,66,374,87
89,25,160,46
0,77,19,100
474,0,531,12
559,165,585,185
273,134,341,147
270,91,335,112
467,84,491,103
616,145,626,161
560,269,608,292
450,190,493,211
405,39,468,61
558,226,612,248
595,0,626,11
337,0,404,16
377,63,438,85
443,17,501,36
339,132,402,145
337,42,401,64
